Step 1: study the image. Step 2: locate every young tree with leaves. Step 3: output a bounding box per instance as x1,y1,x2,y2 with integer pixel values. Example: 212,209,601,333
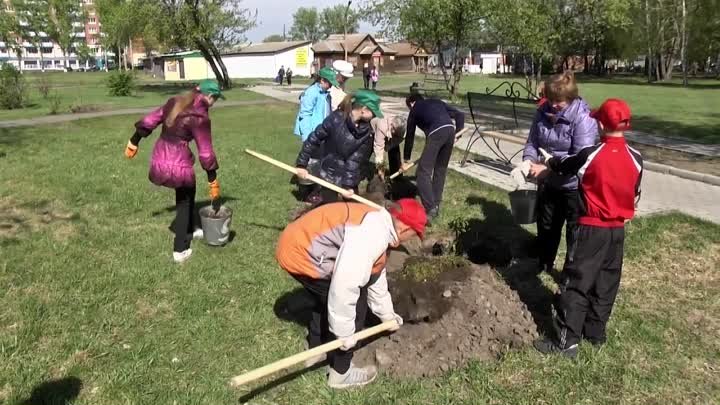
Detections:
48,0,85,71
0,5,23,71
12,0,51,72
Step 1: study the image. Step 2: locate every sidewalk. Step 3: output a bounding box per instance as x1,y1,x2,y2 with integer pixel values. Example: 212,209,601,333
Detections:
0,99,280,129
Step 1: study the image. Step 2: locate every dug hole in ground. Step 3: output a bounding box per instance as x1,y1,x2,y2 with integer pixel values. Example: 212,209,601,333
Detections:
279,177,548,378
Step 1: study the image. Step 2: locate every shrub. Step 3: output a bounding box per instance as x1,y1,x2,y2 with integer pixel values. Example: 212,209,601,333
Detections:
37,74,52,99
0,64,28,110
48,92,63,115
107,70,136,96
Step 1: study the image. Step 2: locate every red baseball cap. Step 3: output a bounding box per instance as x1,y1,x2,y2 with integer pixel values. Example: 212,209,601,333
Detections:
591,98,631,131
388,198,427,240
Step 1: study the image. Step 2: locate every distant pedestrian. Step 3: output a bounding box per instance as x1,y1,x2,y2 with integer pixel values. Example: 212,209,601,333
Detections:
286,67,293,86
362,63,370,89
278,65,286,86
371,66,379,90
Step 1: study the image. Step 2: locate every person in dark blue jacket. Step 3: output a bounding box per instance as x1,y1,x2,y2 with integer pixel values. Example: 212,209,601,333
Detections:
296,90,384,205
402,94,465,221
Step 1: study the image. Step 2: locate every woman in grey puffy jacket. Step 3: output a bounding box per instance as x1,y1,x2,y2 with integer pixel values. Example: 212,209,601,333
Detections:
523,71,598,273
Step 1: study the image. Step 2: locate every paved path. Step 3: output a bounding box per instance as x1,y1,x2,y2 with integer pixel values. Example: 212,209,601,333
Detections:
0,99,280,128
250,85,720,223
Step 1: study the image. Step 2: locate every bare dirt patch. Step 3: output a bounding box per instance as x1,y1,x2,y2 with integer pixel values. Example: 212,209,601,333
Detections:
0,198,79,243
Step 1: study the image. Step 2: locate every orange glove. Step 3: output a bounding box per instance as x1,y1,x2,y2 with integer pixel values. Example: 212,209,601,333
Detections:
209,179,220,200
125,141,138,159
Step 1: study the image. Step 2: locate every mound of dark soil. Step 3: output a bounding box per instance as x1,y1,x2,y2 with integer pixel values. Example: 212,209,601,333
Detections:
356,257,538,377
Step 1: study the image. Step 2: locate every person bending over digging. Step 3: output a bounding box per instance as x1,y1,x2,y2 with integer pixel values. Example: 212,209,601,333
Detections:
295,90,384,206
530,99,643,358
402,94,465,223
124,79,224,264
276,199,427,388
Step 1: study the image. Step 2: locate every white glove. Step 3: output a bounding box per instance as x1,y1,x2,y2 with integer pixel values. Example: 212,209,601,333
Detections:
383,313,403,332
339,335,357,351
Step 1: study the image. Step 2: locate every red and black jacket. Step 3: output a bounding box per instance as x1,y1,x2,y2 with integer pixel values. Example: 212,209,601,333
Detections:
548,136,643,228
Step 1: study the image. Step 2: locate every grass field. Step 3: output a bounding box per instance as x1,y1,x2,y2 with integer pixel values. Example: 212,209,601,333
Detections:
347,73,720,144
1,101,718,404
0,72,267,121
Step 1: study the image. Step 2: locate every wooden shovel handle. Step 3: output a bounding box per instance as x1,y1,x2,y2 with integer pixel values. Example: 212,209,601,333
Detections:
245,149,383,210
229,319,399,387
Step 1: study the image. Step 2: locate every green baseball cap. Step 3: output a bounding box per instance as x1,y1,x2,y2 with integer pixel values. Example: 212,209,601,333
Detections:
318,67,340,87
198,79,225,99
353,89,383,118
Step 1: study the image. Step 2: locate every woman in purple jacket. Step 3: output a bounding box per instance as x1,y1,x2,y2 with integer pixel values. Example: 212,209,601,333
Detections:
524,71,598,273
124,80,224,263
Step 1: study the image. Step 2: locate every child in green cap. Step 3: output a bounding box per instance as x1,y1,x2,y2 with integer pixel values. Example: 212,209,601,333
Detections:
123,79,224,263
295,90,383,206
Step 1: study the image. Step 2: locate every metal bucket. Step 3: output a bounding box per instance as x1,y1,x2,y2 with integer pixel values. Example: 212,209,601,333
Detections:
508,189,538,225
199,205,233,246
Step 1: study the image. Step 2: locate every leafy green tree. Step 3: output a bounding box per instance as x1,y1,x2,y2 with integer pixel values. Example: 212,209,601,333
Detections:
12,0,51,71
289,7,322,42
320,4,359,38
48,0,85,70
154,0,256,88
0,5,23,71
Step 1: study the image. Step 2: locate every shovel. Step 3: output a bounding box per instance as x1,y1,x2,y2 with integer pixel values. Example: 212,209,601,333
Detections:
228,319,399,388
245,149,383,210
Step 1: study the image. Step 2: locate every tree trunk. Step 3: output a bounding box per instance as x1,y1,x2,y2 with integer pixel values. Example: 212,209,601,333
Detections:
196,41,225,88
583,50,589,74
208,40,231,89
535,55,542,91
39,45,45,72
645,0,652,83
680,0,688,86
716,52,720,79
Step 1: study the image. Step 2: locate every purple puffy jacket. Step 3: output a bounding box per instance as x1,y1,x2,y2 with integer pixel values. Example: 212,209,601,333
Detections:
522,97,598,190
135,94,218,189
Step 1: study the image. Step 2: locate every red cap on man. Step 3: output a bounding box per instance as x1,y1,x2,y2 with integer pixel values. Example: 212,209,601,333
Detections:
591,98,631,131
389,198,427,239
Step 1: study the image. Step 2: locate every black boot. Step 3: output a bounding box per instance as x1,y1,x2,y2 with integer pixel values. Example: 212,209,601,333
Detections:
533,338,578,359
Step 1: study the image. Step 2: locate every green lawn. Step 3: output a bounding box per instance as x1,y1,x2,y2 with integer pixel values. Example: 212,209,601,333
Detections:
348,73,720,144
1,103,719,404
0,72,267,121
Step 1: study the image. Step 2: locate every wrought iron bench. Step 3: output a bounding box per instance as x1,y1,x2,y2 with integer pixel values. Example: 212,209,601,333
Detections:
461,81,539,166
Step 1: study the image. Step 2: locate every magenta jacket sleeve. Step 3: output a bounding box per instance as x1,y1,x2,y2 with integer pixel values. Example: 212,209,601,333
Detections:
192,116,219,172
134,106,165,136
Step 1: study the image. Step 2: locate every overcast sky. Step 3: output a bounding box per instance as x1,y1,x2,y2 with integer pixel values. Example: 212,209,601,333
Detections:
242,0,377,43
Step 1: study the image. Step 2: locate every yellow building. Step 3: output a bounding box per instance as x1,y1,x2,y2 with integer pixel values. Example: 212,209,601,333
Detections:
161,51,212,81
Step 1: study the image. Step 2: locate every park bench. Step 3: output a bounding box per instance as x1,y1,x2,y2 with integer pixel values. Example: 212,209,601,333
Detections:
409,72,448,97
460,81,539,166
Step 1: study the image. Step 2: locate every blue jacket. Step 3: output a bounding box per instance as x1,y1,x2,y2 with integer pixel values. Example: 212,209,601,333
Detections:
523,97,598,190
294,83,331,141
296,111,374,189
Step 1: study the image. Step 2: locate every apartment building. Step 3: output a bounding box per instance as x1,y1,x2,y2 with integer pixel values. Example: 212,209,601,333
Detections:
0,0,128,71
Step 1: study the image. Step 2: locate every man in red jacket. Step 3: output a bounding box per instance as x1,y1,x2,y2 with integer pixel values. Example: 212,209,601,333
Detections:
530,99,643,358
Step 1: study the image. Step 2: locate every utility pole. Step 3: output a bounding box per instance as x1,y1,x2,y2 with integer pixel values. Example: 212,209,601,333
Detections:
283,24,286,41
344,0,351,61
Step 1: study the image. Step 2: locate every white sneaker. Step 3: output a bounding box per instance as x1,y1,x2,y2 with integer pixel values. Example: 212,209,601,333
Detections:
173,249,193,263
327,363,377,389
191,228,204,240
